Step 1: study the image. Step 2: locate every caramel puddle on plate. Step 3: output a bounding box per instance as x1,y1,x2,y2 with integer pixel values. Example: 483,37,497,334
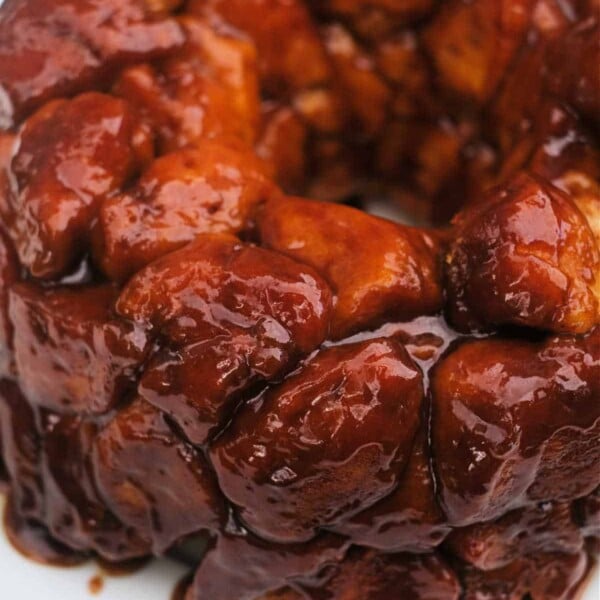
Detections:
87,557,151,596
88,574,104,595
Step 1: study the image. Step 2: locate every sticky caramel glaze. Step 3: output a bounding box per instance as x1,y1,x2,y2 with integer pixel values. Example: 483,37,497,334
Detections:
332,425,450,553
326,314,462,380
0,0,598,598
3,494,87,567
92,398,226,556
187,0,356,199
249,549,461,600
0,380,44,524
117,234,333,446
258,196,444,339
94,142,278,282
460,551,589,600
189,0,333,97
88,574,104,595
114,16,261,153
445,172,600,334
2,93,154,279
0,227,18,377
0,378,152,563
431,328,600,526
40,412,151,560
302,548,461,600
9,283,152,416
0,0,184,127
211,339,424,543
446,502,584,571
0,379,88,566
187,529,350,600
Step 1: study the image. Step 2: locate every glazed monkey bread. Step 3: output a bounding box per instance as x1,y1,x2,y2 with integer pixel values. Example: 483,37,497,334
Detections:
0,1,599,599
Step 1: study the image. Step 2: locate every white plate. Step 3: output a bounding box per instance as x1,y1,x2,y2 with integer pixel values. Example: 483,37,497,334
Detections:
0,497,598,600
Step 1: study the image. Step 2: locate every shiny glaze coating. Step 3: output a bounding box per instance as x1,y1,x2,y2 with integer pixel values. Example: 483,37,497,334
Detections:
446,172,600,334
499,102,600,252
3,93,154,279
3,493,86,567
432,330,600,526
0,228,18,376
10,284,151,415
94,143,277,282
0,0,598,598
118,234,332,445
115,17,260,153
188,530,350,600
0,380,44,523
93,398,225,555
0,0,184,126
187,0,351,199
249,549,461,599
446,502,584,570
460,551,588,600
211,339,424,543
298,548,461,600
117,234,332,351
0,379,150,563
259,196,443,339
39,413,149,561
333,426,450,553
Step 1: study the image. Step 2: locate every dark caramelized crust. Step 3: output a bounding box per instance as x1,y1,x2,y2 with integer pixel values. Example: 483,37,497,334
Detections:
0,0,598,598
